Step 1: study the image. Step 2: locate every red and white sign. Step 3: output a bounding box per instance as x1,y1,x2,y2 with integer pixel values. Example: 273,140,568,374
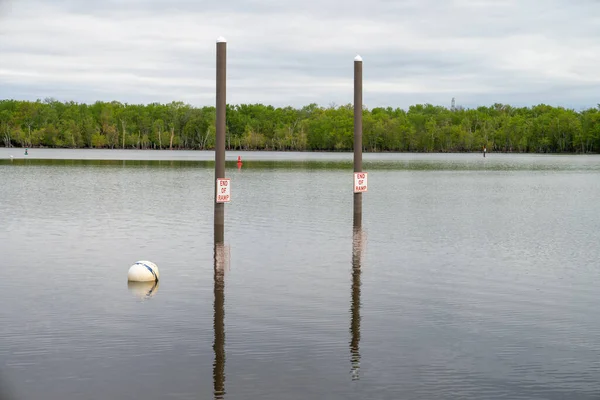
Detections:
216,178,231,203
354,172,368,193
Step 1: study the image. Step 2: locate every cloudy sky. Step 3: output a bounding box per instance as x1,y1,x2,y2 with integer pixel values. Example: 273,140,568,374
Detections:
0,0,599,109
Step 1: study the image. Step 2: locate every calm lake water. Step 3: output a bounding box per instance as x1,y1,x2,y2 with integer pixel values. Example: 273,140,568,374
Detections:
1,148,600,400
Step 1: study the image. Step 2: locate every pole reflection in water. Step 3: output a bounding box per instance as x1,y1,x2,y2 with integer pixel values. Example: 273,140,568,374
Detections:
350,224,365,381
213,241,227,399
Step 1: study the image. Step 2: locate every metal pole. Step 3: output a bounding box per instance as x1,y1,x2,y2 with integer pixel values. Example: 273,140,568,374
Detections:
214,36,227,243
353,55,363,228
213,40,227,392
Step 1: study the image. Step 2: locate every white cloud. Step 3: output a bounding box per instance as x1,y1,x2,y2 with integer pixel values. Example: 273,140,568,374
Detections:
1,0,600,109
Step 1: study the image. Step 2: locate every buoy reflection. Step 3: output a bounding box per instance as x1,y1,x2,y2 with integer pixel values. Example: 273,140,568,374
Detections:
127,280,160,299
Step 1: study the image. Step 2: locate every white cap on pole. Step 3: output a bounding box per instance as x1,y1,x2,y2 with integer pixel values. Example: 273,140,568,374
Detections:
217,36,227,43
354,55,362,62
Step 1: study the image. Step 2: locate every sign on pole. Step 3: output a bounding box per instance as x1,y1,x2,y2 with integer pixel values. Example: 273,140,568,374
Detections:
354,172,368,193
216,178,231,203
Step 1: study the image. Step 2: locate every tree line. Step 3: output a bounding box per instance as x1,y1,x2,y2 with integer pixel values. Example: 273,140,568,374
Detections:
1,99,599,153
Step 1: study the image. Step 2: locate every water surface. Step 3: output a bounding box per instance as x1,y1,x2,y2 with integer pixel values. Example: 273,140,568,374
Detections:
1,150,600,399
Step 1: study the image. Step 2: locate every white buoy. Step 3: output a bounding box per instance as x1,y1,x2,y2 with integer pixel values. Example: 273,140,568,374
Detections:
128,281,160,299
127,260,160,282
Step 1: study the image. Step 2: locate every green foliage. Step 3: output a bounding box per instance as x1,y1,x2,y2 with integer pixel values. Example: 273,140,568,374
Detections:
0,99,598,153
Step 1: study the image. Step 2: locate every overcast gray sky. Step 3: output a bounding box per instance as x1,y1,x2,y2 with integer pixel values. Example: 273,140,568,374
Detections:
1,0,599,109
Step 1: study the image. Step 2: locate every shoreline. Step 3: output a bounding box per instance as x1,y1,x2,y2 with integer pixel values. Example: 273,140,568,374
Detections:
1,146,597,156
